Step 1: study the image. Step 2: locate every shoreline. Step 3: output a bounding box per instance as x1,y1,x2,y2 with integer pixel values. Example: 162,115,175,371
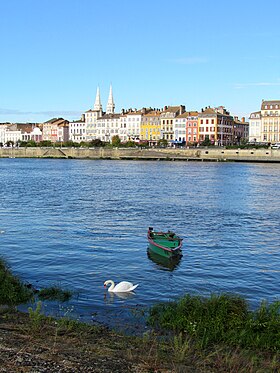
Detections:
1,146,280,163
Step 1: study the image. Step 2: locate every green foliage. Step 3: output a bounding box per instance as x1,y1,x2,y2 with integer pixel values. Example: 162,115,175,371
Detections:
39,140,52,147
38,286,73,302
157,139,168,148
28,301,45,333
111,135,121,147
88,139,104,147
173,332,191,362
201,136,212,146
148,293,280,351
62,140,80,148
124,140,136,147
0,258,33,305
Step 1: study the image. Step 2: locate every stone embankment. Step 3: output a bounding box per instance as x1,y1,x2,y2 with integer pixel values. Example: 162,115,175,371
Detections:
1,147,280,162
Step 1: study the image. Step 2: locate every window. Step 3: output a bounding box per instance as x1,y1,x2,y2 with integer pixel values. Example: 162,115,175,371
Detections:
201,119,203,124
211,119,214,124
206,119,209,124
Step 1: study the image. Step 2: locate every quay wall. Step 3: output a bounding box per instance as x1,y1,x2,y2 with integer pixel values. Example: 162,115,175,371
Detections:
1,147,280,162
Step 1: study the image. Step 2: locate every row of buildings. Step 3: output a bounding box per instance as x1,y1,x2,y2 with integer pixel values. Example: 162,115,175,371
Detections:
0,86,278,146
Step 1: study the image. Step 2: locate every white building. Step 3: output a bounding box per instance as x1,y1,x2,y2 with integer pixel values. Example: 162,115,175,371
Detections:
249,111,261,143
126,109,143,141
0,124,21,145
69,115,87,142
174,112,187,144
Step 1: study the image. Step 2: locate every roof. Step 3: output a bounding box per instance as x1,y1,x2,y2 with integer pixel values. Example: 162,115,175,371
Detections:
177,111,198,118
143,110,161,117
162,106,181,113
44,118,69,126
261,100,280,110
99,113,121,119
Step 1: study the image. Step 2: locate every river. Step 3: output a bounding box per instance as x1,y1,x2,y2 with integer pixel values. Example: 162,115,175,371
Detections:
0,158,279,332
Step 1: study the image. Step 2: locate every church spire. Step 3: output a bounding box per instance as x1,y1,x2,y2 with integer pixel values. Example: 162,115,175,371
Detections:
94,86,102,111
106,84,115,114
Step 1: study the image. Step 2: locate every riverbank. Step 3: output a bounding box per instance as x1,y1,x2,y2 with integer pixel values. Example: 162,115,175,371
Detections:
1,146,280,162
0,259,279,372
0,306,279,373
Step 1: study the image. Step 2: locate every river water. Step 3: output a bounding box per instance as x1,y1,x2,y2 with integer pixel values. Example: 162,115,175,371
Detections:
0,158,279,332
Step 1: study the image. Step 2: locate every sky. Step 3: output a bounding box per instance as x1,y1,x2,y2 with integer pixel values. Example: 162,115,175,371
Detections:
0,0,280,123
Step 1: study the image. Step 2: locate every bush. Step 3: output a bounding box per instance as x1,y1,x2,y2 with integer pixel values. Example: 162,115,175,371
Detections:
148,293,280,351
0,258,33,305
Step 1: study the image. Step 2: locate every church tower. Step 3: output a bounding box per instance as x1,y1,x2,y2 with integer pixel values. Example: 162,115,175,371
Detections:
94,86,102,112
106,84,115,114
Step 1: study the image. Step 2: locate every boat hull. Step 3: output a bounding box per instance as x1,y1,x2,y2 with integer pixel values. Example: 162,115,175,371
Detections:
148,242,182,258
147,228,183,258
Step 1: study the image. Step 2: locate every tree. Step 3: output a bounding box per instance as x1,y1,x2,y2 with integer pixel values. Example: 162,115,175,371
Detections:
201,136,212,146
157,139,168,148
111,135,121,147
89,139,104,147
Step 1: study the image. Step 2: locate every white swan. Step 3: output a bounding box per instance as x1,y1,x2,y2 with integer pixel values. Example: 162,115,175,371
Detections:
103,279,139,293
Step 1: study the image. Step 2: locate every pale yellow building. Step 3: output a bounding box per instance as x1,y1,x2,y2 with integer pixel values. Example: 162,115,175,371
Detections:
260,100,280,144
140,109,161,145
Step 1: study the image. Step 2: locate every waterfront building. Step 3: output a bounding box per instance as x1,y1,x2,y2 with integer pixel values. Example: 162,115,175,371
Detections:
125,108,143,142
96,113,121,142
88,85,122,143
260,100,280,144
140,108,161,145
18,123,42,143
186,111,199,145
42,118,69,143
0,123,22,145
233,116,249,144
174,112,187,145
249,111,261,143
85,87,103,141
160,105,185,144
69,115,87,143
198,106,234,145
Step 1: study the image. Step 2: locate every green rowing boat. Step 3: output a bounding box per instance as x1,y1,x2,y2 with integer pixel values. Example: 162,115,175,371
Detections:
147,227,183,258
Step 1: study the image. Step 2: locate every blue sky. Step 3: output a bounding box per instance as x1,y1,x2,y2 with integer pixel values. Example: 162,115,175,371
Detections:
1,0,280,123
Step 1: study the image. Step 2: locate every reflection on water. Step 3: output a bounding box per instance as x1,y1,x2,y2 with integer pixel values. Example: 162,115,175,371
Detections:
147,249,182,271
104,291,136,301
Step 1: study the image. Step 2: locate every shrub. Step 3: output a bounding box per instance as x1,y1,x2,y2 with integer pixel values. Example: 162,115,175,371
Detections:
0,258,33,305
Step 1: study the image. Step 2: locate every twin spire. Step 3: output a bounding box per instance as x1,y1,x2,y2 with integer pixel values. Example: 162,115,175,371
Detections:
94,85,115,115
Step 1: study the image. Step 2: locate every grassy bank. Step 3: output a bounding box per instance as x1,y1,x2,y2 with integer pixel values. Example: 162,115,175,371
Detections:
0,258,279,372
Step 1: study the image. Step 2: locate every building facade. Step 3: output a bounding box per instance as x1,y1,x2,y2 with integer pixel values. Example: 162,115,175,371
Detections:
249,111,261,143
199,106,234,145
42,118,69,143
160,106,185,143
260,100,280,144
69,115,87,142
140,109,161,145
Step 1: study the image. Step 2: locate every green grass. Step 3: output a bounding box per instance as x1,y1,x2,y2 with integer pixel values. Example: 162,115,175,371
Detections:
38,286,73,302
0,258,33,305
148,293,280,351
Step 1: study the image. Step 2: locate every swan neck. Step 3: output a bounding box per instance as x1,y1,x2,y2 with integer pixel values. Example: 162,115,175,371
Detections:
108,280,115,291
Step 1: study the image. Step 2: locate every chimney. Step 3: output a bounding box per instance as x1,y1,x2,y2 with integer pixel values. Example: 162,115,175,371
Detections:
241,117,245,123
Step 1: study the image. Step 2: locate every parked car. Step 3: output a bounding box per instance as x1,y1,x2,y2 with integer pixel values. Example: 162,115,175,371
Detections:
271,143,280,149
